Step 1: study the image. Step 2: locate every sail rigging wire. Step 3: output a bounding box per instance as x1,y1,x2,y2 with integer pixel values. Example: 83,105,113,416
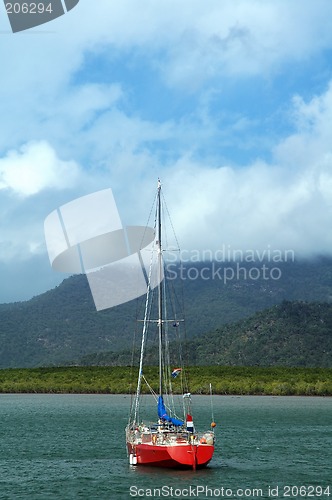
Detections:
132,234,157,425
128,312,138,424
158,192,191,420
130,181,191,426
160,193,191,401
129,191,159,424
160,190,181,254
142,375,158,401
210,383,215,423
164,323,177,418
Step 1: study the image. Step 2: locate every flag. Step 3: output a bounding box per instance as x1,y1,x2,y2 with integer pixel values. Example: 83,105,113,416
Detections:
186,414,194,432
171,368,182,378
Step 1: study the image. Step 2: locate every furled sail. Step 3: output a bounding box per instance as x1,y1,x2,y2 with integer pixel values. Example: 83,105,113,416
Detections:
157,396,183,426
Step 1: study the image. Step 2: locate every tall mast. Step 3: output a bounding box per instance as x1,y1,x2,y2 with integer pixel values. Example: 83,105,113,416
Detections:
157,179,163,396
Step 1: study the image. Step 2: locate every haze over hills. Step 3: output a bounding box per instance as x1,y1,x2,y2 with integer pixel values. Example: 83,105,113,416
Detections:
0,258,332,368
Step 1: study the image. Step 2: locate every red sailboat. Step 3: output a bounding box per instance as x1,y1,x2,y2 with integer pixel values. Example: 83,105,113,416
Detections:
125,180,215,470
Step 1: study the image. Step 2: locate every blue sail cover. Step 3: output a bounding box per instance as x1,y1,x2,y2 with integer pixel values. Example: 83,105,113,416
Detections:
157,396,183,426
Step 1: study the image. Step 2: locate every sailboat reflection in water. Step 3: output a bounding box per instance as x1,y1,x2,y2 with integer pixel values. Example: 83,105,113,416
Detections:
126,180,216,470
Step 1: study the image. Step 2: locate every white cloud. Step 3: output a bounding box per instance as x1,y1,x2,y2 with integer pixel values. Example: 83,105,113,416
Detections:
159,159,332,258
1,1,332,302
48,83,123,132
84,0,332,87
275,82,332,169
1,0,332,161
158,82,332,256
0,141,80,196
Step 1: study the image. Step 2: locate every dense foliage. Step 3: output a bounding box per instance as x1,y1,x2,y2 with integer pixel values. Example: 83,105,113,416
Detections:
0,366,331,395
0,259,332,368
79,301,332,368
189,300,332,367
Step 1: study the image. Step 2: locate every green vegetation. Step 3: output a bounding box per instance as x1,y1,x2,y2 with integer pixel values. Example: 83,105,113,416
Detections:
187,300,332,367
186,366,332,396
0,259,332,368
79,301,332,368
0,366,331,395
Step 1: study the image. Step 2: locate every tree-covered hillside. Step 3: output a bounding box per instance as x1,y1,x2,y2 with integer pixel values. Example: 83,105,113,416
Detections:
79,301,332,368
1,258,332,368
190,300,332,367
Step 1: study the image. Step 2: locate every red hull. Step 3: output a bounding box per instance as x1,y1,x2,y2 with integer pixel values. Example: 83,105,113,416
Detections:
127,442,214,469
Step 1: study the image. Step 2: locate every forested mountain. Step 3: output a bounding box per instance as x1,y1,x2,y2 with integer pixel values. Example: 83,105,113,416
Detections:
191,300,332,367
79,301,332,368
1,258,332,368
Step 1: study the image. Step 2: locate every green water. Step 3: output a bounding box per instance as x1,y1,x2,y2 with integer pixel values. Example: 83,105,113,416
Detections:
0,395,330,499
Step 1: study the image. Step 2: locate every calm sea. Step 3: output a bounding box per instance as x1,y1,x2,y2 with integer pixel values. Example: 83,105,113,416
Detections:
0,395,330,500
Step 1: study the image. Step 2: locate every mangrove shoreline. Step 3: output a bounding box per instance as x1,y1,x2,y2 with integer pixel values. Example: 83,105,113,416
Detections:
0,366,331,396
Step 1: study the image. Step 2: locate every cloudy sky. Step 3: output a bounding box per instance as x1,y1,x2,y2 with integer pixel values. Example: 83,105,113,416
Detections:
1,0,332,303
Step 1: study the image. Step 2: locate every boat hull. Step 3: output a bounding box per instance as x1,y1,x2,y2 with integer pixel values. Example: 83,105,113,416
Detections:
127,442,214,469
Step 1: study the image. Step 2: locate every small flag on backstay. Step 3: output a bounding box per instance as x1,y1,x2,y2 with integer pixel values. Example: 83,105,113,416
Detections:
171,368,182,378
